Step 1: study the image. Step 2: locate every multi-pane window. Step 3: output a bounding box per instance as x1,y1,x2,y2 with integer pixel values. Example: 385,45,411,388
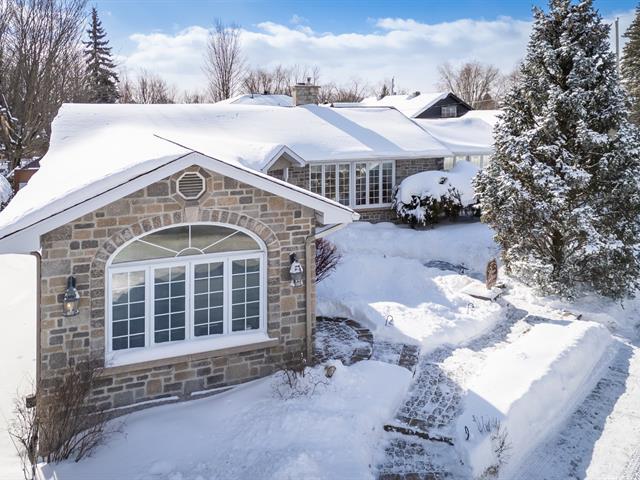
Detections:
231,258,261,332
382,162,394,203
309,164,352,206
153,266,186,343
309,165,322,195
441,105,457,118
443,157,456,171
368,163,380,204
193,262,224,337
111,271,146,351
355,163,367,206
108,224,265,355
309,162,394,208
338,164,350,205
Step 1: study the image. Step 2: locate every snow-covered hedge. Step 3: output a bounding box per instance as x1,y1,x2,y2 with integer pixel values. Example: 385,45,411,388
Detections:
392,161,479,226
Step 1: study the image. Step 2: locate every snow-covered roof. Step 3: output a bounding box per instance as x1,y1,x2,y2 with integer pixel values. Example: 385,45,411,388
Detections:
414,111,500,156
0,103,411,253
361,92,451,118
217,93,293,107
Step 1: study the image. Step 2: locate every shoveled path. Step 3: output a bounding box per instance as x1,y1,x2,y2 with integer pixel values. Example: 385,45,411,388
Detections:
377,300,528,480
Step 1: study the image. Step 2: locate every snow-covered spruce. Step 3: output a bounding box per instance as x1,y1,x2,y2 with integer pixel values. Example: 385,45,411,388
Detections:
83,7,119,103
622,4,640,124
475,0,640,299
393,161,478,227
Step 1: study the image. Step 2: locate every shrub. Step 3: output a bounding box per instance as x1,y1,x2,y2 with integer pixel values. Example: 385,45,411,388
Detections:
393,184,466,227
315,238,342,283
271,353,329,400
9,359,121,475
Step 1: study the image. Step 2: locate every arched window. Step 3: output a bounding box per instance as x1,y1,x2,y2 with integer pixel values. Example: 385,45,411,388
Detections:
107,224,266,356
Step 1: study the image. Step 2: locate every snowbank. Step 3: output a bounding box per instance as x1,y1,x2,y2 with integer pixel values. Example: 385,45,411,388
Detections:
319,223,503,349
455,320,613,478
318,254,502,349
396,160,479,205
0,254,37,478
39,361,411,480
326,221,498,274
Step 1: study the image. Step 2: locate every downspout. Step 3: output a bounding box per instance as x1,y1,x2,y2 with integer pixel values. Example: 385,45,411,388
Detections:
30,251,42,397
304,222,348,362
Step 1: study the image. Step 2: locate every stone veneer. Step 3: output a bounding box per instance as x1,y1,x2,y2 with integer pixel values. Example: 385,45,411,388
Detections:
38,165,316,413
269,157,444,223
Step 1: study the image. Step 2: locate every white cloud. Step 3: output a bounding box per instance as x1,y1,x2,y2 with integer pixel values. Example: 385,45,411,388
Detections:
120,9,636,94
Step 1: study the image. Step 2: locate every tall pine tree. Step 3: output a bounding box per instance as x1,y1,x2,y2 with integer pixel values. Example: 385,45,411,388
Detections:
475,0,640,299
83,7,119,103
622,5,640,124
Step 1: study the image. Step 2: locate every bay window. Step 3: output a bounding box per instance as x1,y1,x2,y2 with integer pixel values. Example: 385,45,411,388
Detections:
311,161,394,208
107,224,266,361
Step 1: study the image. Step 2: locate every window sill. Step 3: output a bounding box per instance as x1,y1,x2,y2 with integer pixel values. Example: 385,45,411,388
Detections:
104,332,279,374
353,204,392,210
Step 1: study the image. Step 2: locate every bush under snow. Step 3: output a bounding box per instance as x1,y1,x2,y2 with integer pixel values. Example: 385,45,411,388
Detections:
393,161,479,227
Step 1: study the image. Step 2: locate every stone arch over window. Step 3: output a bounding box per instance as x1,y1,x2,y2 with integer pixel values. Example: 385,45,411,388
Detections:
89,209,281,364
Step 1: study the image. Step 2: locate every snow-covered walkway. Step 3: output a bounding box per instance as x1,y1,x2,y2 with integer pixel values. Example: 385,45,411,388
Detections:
512,336,640,480
376,300,528,479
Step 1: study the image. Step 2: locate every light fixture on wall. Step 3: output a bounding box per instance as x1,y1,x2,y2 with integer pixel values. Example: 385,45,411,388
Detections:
289,253,304,288
62,276,80,317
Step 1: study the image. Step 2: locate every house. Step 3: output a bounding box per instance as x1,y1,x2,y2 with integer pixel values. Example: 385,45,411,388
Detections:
415,110,500,170
216,93,293,107
0,83,453,414
12,158,41,191
361,91,473,119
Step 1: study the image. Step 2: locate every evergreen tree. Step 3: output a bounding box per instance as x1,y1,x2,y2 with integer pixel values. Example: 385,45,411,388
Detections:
475,0,640,299
622,4,640,124
83,7,119,103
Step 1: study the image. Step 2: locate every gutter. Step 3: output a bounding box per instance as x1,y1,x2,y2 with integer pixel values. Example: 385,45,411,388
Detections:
304,222,349,362
31,251,41,399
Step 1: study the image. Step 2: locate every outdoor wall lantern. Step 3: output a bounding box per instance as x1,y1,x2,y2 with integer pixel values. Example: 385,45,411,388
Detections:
62,276,80,317
289,253,304,288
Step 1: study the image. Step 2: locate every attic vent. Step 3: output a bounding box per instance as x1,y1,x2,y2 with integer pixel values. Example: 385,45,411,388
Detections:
177,172,205,200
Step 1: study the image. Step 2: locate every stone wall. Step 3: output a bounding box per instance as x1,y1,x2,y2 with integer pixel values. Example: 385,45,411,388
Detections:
269,157,444,224
38,166,316,413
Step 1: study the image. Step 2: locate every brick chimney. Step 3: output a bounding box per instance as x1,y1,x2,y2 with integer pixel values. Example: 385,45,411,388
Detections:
292,77,319,106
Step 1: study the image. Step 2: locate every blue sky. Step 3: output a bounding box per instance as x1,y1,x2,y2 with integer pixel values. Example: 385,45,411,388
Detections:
94,0,637,94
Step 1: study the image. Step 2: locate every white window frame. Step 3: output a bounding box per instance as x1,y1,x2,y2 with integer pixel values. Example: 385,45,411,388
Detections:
309,160,395,209
105,223,267,364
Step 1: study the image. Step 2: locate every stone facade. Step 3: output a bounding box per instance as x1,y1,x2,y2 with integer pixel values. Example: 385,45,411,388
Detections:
38,166,316,413
269,157,444,223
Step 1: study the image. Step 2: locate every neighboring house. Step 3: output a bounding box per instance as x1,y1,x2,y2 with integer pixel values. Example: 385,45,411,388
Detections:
415,110,500,170
12,158,40,190
0,83,453,414
216,93,293,107
361,91,473,119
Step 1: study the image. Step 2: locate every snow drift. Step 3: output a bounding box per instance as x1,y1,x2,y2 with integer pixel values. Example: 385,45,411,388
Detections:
455,319,613,478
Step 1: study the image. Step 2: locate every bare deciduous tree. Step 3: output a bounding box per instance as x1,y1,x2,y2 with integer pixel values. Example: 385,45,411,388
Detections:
204,19,244,102
119,69,177,104
0,0,88,172
242,63,320,96
437,61,502,109
318,79,368,103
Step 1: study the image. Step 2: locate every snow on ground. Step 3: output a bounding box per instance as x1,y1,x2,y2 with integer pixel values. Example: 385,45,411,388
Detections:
0,254,37,477
454,319,613,478
40,361,411,480
318,222,502,350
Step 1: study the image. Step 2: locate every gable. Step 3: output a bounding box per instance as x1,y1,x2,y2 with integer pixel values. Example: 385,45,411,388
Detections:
414,94,473,119
0,152,358,254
